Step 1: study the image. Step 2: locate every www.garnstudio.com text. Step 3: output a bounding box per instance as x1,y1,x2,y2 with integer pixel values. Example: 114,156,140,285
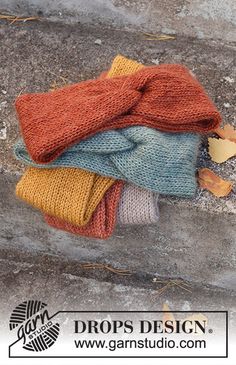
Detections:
73,319,207,351
74,337,206,351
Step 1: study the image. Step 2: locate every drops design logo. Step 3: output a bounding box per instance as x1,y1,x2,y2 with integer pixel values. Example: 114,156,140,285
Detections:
9,300,60,352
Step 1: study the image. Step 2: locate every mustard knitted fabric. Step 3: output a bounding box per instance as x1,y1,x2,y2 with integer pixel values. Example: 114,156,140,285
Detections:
106,55,143,77
16,167,115,226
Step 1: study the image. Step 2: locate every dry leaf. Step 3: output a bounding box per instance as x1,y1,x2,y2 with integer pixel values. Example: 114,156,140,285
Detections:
198,168,233,197
208,137,236,163
184,313,208,334
162,303,176,331
162,305,208,334
214,124,236,143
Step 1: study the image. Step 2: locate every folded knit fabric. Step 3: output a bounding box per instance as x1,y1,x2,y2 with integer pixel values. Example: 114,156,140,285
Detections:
16,167,116,227
14,56,158,238
15,127,200,197
15,55,221,163
45,181,123,239
117,184,159,225
43,58,158,231
45,183,159,237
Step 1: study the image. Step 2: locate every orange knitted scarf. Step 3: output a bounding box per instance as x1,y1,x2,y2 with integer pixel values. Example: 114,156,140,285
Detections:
16,60,221,163
45,182,123,239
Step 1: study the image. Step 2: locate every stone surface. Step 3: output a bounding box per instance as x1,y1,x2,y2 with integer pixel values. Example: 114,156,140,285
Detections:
0,19,235,289
0,0,236,41
1,172,236,288
1,255,236,363
1,254,236,315
0,19,235,364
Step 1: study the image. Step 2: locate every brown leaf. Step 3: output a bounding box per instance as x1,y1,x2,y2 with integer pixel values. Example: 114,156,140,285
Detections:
208,137,236,163
198,168,233,197
214,124,236,143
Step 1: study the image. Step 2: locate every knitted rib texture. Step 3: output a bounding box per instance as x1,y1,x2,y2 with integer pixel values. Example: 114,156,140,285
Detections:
40,56,160,235
117,184,159,225
15,127,200,197
15,55,221,163
106,55,143,77
45,181,123,239
15,56,159,238
16,167,115,227
45,182,159,236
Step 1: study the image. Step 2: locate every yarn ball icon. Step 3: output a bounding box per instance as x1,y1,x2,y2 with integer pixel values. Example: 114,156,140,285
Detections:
9,300,60,352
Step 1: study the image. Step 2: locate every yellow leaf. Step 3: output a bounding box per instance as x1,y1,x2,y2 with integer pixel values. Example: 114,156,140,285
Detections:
198,168,233,197
214,124,236,143
184,313,208,334
208,137,236,163
162,305,208,335
162,303,176,331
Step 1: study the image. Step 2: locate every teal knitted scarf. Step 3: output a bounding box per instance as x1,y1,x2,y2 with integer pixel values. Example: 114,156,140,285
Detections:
14,126,200,197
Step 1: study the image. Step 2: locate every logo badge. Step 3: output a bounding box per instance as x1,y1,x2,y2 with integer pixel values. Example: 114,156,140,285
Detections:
9,300,60,352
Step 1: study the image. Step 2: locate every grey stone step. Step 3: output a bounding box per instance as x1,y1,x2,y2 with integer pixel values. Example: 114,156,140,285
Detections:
1,0,236,42
1,253,236,362
0,19,235,289
1,254,236,355
1,171,236,290
1,253,236,314
1,254,236,363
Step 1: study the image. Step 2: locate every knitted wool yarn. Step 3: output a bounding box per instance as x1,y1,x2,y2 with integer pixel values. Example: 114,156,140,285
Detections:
15,167,116,227
117,184,159,225
14,56,158,238
45,183,159,237
45,181,123,239
15,55,221,163
15,128,200,197
43,72,158,235
42,57,158,234
106,55,143,77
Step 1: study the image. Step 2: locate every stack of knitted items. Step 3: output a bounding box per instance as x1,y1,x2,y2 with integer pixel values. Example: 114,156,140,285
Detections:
14,55,221,239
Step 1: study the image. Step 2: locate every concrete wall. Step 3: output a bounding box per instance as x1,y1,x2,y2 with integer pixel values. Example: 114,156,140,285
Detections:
0,0,236,41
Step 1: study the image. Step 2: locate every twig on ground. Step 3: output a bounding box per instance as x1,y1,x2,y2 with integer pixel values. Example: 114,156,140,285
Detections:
47,70,70,91
0,13,39,24
143,32,176,41
153,278,192,296
80,262,131,276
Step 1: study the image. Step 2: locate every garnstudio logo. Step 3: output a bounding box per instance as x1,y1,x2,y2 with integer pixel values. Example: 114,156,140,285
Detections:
9,300,60,352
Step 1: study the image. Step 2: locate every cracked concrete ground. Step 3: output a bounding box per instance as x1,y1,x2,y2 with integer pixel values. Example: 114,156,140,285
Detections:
0,267,234,364
1,250,236,327
0,16,235,364
0,254,236,363
1,171,236,287
0,17,236,338
1,249,236,312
